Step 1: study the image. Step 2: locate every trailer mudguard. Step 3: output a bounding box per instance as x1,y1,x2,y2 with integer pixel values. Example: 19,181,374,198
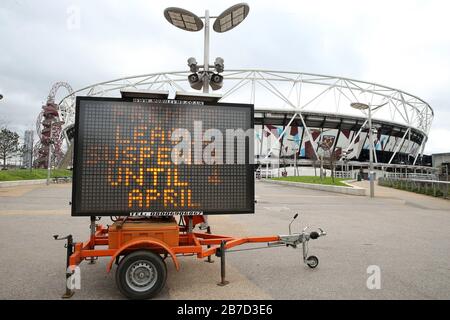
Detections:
106,238,180,272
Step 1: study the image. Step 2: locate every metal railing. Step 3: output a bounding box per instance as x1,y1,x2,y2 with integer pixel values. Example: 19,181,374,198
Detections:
385,172,437,180
378,177,449,199
335,171,353,179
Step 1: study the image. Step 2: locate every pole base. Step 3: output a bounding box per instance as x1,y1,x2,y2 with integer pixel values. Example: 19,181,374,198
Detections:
62,290,75,299
205,257,214,263
217,281,229,287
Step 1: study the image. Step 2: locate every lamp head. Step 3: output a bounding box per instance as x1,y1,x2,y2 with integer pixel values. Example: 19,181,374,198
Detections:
350,102,369,110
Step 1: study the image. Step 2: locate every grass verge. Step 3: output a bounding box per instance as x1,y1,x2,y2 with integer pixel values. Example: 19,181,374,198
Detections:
0,169,72,181
271,176,350,187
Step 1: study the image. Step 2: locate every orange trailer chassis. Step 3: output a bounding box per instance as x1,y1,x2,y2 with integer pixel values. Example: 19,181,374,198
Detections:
56,216,326,299
69,224,280,271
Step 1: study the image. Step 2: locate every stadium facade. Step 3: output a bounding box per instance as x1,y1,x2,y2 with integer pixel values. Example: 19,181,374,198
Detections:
52,70,433,168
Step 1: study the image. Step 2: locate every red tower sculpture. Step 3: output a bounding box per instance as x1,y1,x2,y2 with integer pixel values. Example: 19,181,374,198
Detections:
34,82,73,168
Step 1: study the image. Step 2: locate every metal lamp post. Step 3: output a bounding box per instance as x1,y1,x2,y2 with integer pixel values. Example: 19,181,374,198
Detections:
341,150,349,178
287,137,301,177
203,9,211,93
163,4,249,232
350,102,375,198
164,3,250,93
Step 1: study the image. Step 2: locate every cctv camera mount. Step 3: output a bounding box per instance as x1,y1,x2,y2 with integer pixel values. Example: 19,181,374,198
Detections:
187,56,225,91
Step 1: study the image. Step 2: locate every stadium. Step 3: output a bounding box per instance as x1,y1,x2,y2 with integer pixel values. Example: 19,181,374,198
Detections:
38,69,434,173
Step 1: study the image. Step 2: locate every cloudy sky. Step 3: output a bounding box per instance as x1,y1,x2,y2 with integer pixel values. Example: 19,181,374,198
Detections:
0,0,449,154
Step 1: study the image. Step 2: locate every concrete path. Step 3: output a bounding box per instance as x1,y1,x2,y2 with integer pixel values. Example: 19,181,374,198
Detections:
0,182,449,299
350,180,450,211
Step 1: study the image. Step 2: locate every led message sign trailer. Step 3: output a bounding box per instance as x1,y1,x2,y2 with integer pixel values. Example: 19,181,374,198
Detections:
72,96,254,216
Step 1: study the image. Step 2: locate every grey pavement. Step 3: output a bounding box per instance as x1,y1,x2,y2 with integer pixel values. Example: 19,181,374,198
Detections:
0,181,449,299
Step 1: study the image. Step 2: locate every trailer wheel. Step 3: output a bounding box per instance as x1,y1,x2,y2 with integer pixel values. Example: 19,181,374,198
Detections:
306,255,319,269
116,250,167,300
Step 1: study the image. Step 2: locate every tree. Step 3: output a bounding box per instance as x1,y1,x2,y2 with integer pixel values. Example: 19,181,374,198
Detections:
318,134,336,182
323,148,338,183
0,128,20,169
18,143,29,167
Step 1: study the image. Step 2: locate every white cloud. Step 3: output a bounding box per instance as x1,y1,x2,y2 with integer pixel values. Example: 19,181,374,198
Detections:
0,0,449,154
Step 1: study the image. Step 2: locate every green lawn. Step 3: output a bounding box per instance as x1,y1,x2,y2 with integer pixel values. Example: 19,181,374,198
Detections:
0,169,72,181
271,176,350,186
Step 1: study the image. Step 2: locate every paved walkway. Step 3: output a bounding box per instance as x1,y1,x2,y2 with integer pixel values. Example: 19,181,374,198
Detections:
0,182,449,299
349,180,450,211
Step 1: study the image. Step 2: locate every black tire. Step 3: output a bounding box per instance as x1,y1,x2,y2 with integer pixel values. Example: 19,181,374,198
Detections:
306,255,319,269
115,250,167,300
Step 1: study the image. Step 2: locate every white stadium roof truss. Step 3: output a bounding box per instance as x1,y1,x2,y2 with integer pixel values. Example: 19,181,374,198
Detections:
58,70,433,165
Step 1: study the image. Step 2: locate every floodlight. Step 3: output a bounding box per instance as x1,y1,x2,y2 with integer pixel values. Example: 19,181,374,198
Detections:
213,3,250,33
350,102,369,110
164,7,204,32
164,4,250,92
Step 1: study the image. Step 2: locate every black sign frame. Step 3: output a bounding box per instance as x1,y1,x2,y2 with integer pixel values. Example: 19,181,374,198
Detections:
71,95,255,216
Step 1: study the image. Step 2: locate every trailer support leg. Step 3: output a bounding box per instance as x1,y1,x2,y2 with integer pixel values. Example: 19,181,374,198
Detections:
205,226,214,263
217,240,229,286
188,216,193,233
88,216,96,264
62,235,75,299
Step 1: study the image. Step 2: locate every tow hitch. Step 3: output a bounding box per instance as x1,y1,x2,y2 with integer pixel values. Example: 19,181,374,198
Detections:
269,213,327,268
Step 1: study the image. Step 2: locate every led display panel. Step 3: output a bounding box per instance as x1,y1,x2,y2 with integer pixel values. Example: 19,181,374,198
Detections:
72,96,254,216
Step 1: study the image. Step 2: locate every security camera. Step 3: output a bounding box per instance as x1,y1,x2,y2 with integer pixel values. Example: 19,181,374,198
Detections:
188,73,203,90
214,57,224,73
187,57,199,73
209,73,223,91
